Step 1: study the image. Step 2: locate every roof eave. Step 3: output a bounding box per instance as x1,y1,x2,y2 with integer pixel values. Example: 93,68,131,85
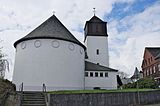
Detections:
14,37,86,50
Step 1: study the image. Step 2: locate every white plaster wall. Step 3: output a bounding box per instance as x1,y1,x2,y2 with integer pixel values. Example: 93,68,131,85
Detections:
13,39,85,91
85,71,117,90
85,36,109,67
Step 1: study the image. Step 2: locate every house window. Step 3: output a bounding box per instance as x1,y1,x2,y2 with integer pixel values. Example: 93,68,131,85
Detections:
105,72,108,77
143,70,146,77
85,72,88,77
150,67,152,74
153,66,156,73
148,58,150,64
147,69,149,76
90,72,93,77
146,60,147,65
95,72,98,77
100,72,103,77
97,49,99,55
158,64,160,71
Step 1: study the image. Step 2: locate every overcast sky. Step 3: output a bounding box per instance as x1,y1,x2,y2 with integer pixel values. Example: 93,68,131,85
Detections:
0,0,160,80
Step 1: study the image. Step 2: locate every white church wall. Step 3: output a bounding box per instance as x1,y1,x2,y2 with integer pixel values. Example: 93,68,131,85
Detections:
85,71,117,90
85,36,109,67
13,39,85,91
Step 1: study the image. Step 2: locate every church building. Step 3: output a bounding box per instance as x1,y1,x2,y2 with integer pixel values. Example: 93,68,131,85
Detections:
12,14,118,91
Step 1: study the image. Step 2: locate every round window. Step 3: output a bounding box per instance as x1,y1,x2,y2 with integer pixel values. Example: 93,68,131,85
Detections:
80,48,83,54
52,40,60,48
34,40,41,48
68,43,75,51
21,42,26,49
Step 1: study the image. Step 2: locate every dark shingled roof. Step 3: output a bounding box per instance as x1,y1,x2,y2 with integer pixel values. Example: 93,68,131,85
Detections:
131,67,140,79
85,61,118,72
155,53,160,60
84,15,106,29
14,15,85,49
89,15,104,22
146,47,160,57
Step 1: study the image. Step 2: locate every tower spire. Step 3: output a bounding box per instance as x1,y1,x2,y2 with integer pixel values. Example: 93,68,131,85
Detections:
93,8,96,16
52,11,55,15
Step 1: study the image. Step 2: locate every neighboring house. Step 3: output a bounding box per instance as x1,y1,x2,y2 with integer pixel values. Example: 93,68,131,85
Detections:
141,47,160,85
12,14,118,91
131,67,143,82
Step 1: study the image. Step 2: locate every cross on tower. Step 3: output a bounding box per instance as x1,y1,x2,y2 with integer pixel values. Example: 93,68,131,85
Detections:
52,11,56,15
93,8,96,16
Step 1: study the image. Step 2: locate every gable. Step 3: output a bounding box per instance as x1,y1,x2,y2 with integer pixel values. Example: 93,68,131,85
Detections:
142,48,160,68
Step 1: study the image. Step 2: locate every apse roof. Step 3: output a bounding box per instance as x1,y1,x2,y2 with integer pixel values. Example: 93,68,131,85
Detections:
14,15,85,49
85,61,118,72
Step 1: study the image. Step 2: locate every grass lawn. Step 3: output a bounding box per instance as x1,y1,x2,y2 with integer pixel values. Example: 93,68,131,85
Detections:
48,88,159,94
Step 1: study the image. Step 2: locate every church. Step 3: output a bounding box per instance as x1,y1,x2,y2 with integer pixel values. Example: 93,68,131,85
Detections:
12,14,118,91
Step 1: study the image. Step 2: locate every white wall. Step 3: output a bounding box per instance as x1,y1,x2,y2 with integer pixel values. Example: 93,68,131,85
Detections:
85,36,109,67
85,71,117,90
13,39,85,91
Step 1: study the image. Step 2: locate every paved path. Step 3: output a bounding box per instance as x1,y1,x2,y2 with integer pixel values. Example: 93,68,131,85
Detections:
143,104,160,106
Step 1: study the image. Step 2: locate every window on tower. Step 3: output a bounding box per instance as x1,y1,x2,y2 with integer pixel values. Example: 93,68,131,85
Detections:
97,49,99,55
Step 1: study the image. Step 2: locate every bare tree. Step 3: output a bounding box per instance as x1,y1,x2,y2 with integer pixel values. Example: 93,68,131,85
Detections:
0,40,9,79
118,71,129,79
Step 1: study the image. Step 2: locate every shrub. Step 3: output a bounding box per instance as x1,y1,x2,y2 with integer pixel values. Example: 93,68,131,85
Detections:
122,77,158,89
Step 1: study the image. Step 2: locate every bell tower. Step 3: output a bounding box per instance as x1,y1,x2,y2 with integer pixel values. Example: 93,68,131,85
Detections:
84,15,109,67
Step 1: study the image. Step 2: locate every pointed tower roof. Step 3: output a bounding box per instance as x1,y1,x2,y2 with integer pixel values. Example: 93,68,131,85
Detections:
131,67,140,79
89,15,104,22
84,15,106,29
14,15,85,49
84,15,108,41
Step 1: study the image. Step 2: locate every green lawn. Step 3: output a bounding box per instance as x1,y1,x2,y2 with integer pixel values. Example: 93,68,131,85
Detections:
48,88,159,94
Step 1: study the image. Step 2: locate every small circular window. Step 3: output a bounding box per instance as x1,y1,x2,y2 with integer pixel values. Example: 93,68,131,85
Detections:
80,48,83,54
34,40,41,48
21,42,26,49
52,40,60,48
68,43,75,51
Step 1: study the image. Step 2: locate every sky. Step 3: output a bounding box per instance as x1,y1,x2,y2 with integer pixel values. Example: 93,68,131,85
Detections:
0,0,160,80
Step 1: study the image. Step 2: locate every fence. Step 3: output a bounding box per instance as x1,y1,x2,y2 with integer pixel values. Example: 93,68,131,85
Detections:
49,90,160,106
